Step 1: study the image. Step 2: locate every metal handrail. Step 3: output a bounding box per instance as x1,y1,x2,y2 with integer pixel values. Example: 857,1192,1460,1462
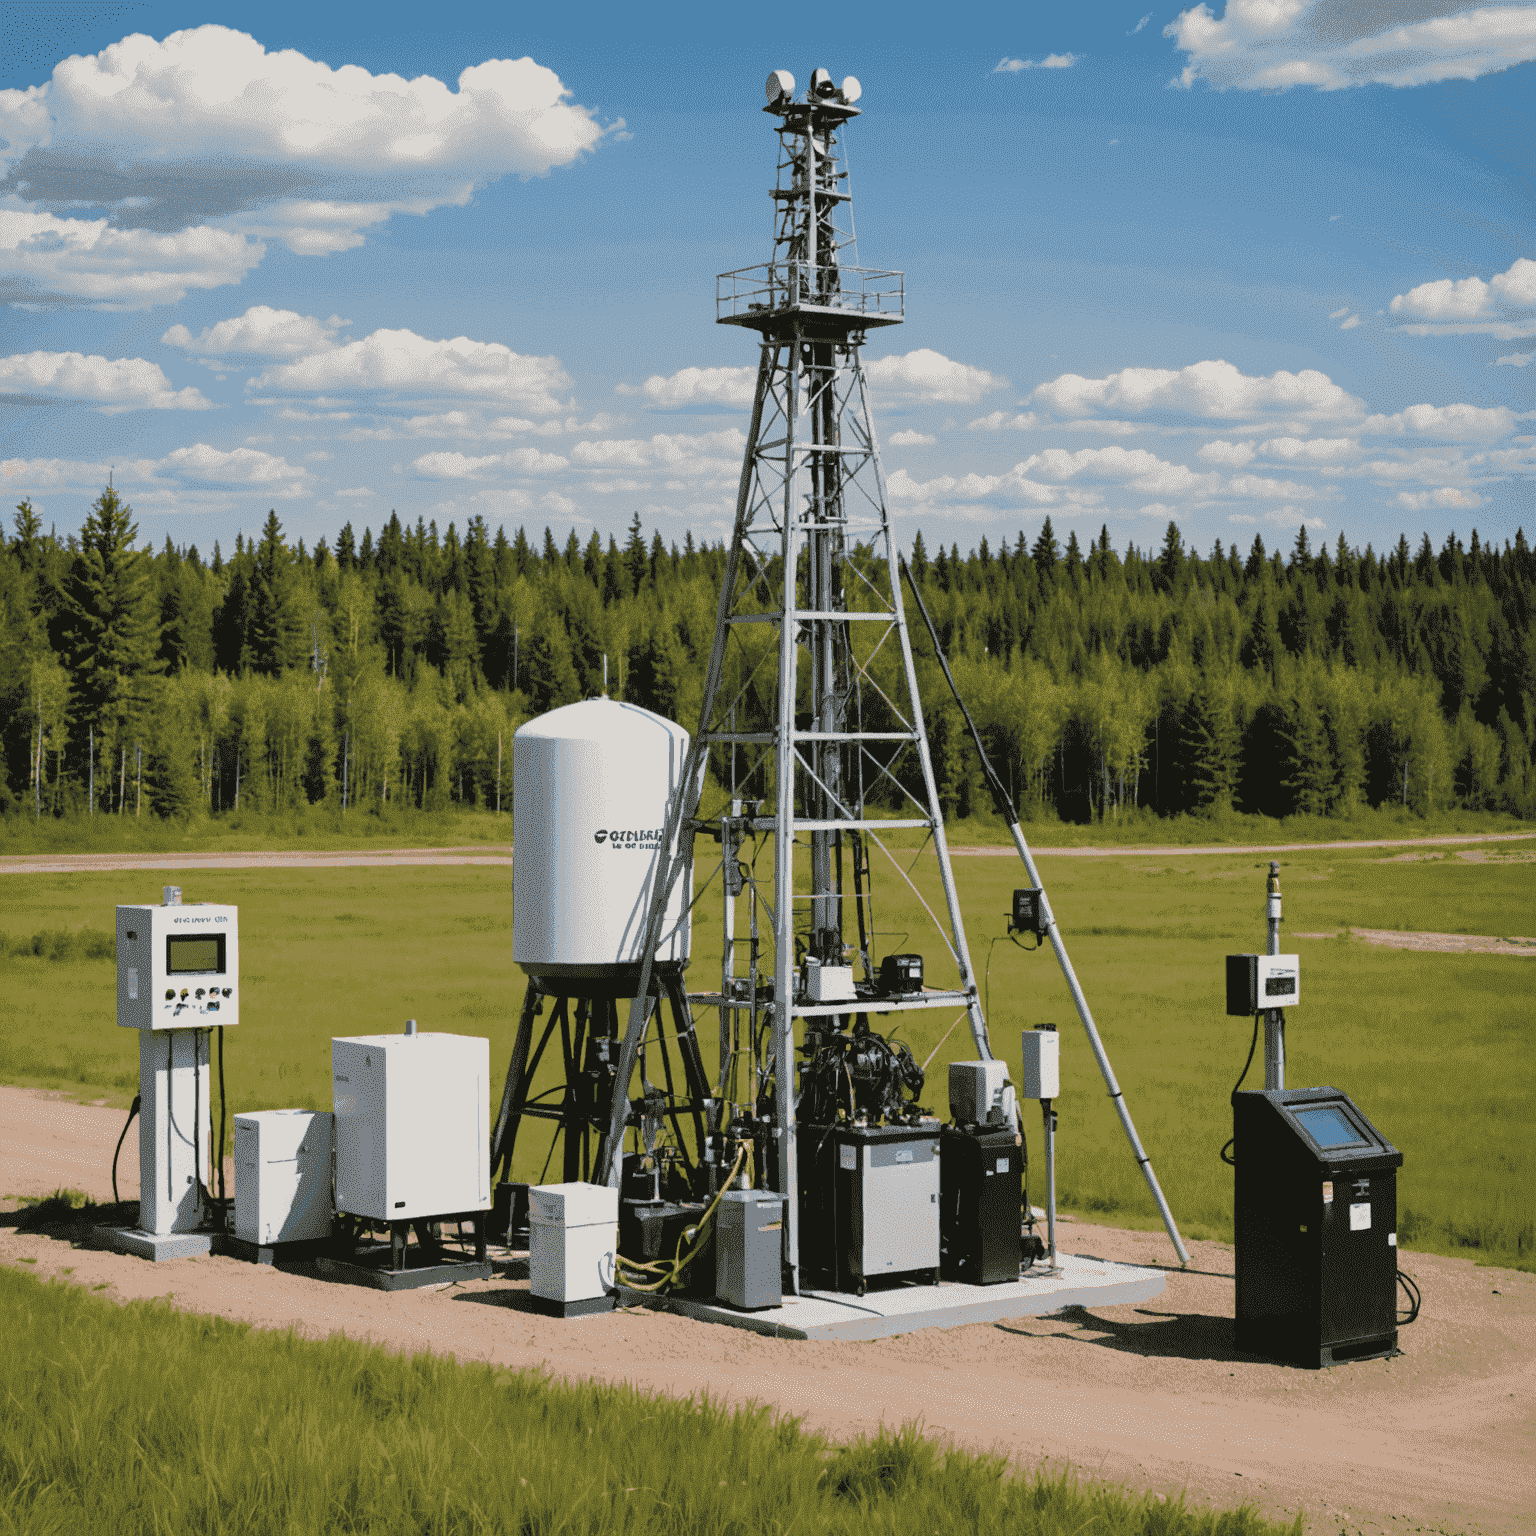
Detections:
716,261,905,322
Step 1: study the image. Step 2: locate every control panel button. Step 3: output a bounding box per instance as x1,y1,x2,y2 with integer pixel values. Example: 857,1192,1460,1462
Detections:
165,989,175,1000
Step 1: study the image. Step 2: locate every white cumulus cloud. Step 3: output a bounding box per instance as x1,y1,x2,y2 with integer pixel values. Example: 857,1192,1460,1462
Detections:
0,349,212,410
1495,350,1533,367
887,429,936,447
1389,257,1536,337
163,305,347,359
1032,359,1363,423
968,411,1039,431
994,54,1078,72
617,366,756,409
1362,403,1523,439
865,349,1007,405
1265,507,1327,529
0,26,605,299
0,207,262,308
1257,435,1360,462
1166,2,1536,91
250,329,571,414
1397,487,1485,510
1197,439,1256,466
158,442,309,495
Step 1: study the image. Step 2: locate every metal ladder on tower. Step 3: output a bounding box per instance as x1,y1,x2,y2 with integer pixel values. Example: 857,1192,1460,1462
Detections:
599,67,1003,1294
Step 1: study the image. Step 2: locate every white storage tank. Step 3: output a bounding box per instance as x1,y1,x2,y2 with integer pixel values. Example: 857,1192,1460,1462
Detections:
513,698,691,983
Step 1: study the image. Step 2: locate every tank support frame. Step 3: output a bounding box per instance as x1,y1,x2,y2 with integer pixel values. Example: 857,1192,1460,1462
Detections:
491,968,712,1197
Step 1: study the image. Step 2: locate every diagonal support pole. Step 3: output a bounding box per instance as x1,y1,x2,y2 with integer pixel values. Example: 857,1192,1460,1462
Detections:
900,558,1190,1268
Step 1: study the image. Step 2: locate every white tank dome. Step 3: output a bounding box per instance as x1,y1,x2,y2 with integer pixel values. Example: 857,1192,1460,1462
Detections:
512,697,692,985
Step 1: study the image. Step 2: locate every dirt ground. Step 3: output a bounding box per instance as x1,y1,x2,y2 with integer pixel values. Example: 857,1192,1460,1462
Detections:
3,1086,1531,1536
1292,929,1536,956
3,829,1532,876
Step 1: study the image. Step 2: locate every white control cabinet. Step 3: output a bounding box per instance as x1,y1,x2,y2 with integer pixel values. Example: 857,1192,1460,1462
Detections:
234,1109,334,1246
331,1033,490,1222
117,903,239,1030
530,1182,617,1315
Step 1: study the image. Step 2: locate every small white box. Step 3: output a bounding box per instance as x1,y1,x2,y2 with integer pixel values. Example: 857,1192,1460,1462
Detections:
529,1181,617,1308
806,958,857,1002
529,1181,618,1227
234,1109,334,1245
1021,1029,1061,1100
332,1033,490,1222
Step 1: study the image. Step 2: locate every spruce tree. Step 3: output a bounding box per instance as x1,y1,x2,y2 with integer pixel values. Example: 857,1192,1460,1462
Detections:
61,485,163,783
623,512,647,596
910,529,929,581
244,511,305,675
1031,518,1059,574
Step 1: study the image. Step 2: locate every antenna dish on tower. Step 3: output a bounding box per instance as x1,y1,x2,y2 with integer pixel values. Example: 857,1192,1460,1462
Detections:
765,69,794,104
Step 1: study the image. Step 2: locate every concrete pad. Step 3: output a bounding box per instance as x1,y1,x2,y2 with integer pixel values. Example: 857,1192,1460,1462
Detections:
85,1225,215,1261
616,1251,1165,1340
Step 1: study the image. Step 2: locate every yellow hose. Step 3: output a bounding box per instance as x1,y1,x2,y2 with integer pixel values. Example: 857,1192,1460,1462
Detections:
615,1142,753,1294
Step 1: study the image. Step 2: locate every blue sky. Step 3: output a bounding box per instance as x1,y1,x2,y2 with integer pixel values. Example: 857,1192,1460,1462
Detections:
2,0,1531,561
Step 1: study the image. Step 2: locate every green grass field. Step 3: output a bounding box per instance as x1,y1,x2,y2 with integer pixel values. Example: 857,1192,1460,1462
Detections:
0,1265,1298,1536
2,835,1532,1270
0,796,1526,856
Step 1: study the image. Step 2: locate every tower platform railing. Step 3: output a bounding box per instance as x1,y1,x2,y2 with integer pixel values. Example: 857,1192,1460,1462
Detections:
716,261,905,327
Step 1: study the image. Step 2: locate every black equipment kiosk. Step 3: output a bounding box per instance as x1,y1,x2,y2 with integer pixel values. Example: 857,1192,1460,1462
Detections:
1234,1086,1403,1368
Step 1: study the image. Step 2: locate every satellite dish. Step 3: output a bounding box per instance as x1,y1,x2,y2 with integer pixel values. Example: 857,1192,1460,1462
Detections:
766,69,795,104
840,76,862,104
810,68,836,99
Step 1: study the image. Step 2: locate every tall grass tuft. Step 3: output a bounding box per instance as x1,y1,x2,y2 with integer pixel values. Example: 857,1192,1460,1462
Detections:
0,927,116,962
0,1266,1302,1536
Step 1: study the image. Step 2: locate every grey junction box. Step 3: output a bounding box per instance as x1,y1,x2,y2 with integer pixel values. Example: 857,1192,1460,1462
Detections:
714,1190,784,1310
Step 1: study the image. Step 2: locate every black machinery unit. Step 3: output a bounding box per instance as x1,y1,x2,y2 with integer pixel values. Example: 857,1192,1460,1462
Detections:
1234,1086,1403,1368
798,1122,941,1295
939,1123,1023,1284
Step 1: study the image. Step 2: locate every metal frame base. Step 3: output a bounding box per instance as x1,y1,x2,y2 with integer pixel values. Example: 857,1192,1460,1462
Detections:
314,1248,494,1291
216,1234,334,1268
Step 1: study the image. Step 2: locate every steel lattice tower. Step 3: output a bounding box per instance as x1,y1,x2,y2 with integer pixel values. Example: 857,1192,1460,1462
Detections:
603,69,1000,1292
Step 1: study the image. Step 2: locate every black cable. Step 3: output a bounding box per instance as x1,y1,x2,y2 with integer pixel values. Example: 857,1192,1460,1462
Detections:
111,1095,141,1205
1220,1012,1260,1167
217,1025,227,1204
1396,1268,1422,1326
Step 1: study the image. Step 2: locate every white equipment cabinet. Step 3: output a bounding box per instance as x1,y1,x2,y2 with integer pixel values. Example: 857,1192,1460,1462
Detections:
529,1182,618,1317
234,1109,334,1246
331,1033,490,1222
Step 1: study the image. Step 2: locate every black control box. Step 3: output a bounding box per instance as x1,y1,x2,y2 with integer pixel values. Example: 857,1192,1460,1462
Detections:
939,1123,1023,1285
1011,889,1046,938
879,953,924,993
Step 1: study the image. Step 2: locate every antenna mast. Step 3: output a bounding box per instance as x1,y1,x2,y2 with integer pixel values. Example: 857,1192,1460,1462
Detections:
600,69,997,1293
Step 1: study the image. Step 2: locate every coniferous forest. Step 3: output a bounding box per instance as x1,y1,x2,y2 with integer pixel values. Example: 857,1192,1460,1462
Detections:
2,487,1533,829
